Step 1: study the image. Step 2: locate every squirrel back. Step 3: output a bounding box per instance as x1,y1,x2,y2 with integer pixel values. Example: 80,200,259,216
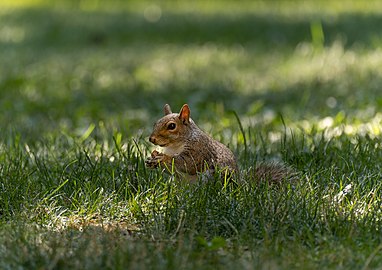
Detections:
145,104,295,183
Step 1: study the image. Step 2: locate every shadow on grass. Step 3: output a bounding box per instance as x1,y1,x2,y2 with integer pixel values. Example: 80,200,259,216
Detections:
2,8,382,49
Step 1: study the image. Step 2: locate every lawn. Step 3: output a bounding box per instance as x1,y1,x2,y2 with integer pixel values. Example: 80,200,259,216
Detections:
1,0,382,269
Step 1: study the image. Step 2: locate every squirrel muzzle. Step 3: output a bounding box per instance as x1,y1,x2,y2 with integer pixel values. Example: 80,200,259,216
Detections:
149,135,156,144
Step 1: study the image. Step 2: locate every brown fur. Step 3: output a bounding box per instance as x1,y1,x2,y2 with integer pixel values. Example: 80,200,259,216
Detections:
145,104,296,183
146,104,237,180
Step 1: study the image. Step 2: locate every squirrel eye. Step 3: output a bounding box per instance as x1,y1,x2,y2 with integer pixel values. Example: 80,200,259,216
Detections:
167,123,176,130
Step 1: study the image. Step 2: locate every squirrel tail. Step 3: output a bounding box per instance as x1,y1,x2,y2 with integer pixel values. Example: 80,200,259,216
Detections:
249,161,298,184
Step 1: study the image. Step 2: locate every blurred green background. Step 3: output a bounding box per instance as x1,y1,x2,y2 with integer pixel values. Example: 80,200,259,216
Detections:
1,0,382,142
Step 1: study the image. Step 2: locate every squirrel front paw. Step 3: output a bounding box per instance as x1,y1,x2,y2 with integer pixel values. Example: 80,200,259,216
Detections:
145,150,165,168
145,157,158,168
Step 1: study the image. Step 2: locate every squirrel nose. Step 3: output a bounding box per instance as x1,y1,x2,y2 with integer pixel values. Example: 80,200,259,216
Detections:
149,136,156,144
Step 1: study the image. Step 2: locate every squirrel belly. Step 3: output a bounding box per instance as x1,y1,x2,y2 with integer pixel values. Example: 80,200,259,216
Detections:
145,103,295,183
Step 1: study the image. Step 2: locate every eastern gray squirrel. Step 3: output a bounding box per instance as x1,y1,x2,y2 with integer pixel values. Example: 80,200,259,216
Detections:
146,104,294,183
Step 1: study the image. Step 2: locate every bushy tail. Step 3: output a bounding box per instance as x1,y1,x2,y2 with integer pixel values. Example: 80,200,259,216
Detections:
252,161,298,184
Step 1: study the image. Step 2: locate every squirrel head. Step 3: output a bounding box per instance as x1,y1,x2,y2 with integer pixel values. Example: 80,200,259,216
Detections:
149,104,193,147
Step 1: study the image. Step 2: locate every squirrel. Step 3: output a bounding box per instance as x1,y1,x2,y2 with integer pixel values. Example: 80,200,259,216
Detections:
145,103,295,183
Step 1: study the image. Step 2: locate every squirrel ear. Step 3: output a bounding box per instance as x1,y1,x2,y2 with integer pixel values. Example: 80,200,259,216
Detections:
179,104,190,124
164,104,172,115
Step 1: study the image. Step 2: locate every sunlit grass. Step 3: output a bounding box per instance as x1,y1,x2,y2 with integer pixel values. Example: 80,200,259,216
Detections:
2,41,382,140
0,0,44,8
3,0,382,14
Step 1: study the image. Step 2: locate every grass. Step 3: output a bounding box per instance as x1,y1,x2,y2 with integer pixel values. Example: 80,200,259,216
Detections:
1,0,382,269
